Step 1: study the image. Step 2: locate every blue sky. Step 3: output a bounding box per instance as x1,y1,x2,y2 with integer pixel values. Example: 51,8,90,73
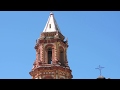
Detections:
0,11,120,79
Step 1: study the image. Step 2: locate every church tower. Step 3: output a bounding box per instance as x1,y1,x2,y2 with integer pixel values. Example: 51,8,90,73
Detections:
29,12,73,79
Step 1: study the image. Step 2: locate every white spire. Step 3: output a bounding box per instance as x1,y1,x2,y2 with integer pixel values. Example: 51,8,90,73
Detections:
43,12,61,33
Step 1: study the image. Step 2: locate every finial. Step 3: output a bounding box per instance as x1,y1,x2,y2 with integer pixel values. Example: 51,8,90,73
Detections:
50,11,53,15
95,65,104,76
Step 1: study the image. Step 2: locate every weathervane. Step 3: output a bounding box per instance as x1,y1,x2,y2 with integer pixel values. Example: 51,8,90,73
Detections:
95,65,104,76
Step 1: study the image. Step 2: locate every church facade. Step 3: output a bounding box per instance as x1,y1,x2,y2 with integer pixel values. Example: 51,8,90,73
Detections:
29,12,73,79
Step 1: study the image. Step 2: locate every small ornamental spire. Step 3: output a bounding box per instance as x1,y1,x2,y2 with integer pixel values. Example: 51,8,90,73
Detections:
36,39,37,43
56,30,59,35
65,37,68,44
66,38,68,42
54,30,60,39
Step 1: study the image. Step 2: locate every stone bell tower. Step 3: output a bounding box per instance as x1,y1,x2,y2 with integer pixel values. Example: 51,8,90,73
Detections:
29,12,73,79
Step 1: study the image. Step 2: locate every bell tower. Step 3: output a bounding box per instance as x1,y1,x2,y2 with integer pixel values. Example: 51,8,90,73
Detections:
29,12,73,79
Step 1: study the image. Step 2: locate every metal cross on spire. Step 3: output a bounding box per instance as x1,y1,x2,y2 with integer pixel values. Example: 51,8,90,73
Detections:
95,65,104,76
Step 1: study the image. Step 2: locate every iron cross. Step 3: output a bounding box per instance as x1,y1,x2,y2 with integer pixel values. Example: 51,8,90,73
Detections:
95,65,104,76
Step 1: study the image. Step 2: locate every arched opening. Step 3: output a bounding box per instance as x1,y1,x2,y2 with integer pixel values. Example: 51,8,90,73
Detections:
48,48,52,64
45,44,54,64
60,51,64,66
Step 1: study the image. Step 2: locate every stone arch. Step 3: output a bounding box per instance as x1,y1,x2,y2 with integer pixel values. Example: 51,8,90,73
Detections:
45,44,54,64
45,44,54,50
59,46,64,51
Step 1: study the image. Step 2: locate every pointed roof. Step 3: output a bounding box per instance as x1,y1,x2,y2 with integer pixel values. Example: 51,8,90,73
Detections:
43,12,61,33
